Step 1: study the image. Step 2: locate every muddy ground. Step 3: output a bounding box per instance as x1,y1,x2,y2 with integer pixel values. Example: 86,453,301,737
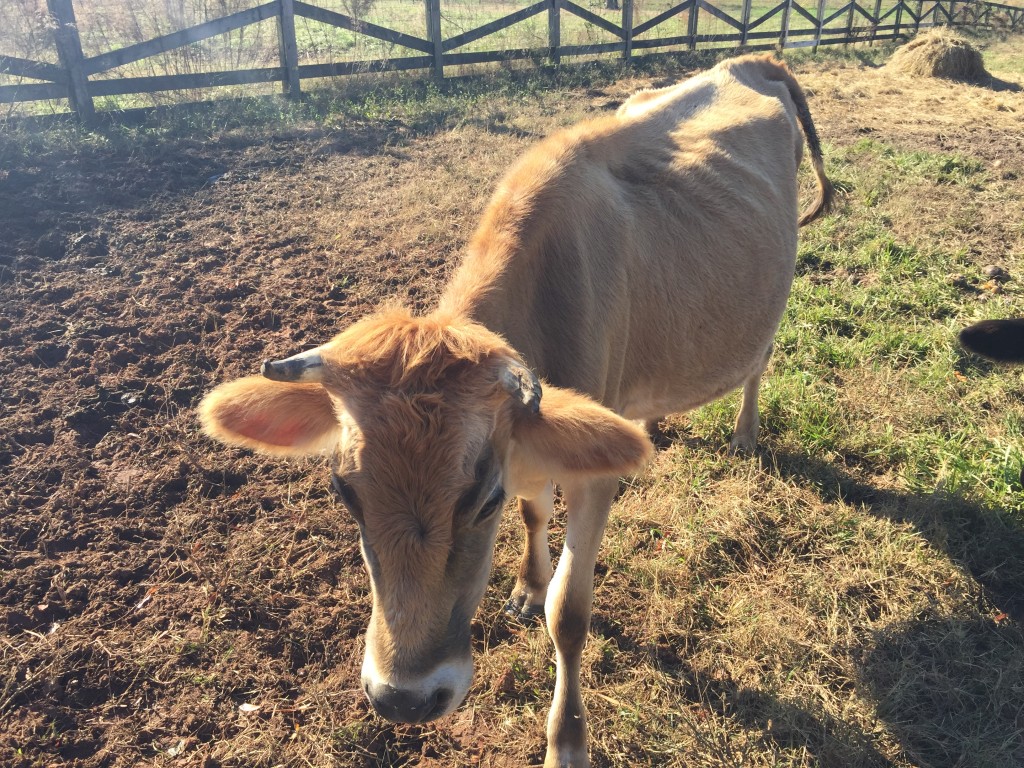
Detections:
2,47,1023,767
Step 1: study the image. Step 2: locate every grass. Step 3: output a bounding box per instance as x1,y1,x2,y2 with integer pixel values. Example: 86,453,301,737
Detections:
2,32,1024,768
760,135,1023,519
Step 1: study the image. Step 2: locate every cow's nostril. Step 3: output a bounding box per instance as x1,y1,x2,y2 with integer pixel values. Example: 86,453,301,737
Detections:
427,687,453,720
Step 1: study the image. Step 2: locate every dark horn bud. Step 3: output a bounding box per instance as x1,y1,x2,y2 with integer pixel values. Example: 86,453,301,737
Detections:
500,362,542,415
260,350,325,382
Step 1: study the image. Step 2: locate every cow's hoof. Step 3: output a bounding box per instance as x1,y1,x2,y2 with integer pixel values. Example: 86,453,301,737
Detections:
504,598,545,623
544,748,589,768
728,434,758,455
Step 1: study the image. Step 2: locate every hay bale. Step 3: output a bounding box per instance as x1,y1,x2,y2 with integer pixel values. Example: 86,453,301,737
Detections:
887,28,988,82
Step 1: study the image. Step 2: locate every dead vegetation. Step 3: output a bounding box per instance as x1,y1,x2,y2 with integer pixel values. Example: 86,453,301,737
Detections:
887,28,989,82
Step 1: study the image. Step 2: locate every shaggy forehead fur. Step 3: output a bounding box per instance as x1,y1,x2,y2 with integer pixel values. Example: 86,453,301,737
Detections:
322,309,512,629
351,395,474,617
320,307,515,394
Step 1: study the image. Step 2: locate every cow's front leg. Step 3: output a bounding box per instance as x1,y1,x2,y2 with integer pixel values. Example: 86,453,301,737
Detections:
543,476,617,768
506,482,554,620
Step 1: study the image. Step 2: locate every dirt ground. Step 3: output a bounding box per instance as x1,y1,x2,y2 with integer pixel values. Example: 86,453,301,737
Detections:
2,43,1023,767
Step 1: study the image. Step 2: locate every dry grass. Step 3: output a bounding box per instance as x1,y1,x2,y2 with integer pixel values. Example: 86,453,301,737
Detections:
887,28,989,82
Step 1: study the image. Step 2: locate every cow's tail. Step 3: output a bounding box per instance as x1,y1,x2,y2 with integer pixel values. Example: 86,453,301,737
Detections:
764,58,835,227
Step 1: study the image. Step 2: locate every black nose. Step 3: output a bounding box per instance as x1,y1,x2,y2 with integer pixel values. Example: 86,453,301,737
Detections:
363,681,453,724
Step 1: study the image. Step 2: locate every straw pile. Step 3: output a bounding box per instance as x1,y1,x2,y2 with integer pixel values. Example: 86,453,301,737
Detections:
887,28,988,82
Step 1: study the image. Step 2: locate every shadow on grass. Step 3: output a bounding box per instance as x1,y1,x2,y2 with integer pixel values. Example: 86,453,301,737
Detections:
679,668,897,767
852,50,887,69
676,617,1024,767
985,74,1022,92
765,449,1024,621
758,449,1024,766
860,615,1024,767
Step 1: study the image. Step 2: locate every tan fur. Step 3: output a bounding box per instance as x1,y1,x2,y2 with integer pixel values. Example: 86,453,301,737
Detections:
199,55,831,766
198,378,340,456
510,386,653,476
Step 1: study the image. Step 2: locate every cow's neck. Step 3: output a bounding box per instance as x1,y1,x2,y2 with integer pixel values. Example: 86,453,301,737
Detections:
435,222,544,373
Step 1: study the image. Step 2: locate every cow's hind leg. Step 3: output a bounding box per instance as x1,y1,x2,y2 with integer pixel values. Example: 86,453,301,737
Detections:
730,344,772,454
543,476,618,768
642,416,673,449
506,482,554,621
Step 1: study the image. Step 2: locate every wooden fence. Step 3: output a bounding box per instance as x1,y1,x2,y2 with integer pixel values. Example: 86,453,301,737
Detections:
1,0,1021,120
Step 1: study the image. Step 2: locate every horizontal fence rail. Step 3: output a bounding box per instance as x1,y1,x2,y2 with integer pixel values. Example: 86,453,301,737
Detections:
1,0,1021,119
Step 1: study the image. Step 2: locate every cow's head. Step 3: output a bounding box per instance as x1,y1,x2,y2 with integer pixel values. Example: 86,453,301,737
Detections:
199,310,650,723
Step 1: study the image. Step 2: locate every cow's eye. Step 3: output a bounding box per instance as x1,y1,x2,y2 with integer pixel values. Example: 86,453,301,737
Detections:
477,486,505,524
331,473,363,522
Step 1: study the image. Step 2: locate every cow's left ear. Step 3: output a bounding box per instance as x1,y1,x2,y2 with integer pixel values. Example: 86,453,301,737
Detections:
507,384,652,482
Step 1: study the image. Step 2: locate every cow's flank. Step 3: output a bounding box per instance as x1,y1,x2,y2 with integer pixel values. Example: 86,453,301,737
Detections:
200,54,832,767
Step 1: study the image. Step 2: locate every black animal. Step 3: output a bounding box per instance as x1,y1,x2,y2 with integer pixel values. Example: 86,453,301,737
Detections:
959,319,1024,363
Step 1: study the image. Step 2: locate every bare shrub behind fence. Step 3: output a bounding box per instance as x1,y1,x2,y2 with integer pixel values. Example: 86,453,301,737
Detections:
0,0,57,64
77,0,273,104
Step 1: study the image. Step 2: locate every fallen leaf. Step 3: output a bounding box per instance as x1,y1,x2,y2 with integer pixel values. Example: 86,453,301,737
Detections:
134,585,159,612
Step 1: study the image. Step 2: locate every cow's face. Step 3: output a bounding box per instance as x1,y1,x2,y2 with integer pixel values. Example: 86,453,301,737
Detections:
198,312,650,723
330,388,510,723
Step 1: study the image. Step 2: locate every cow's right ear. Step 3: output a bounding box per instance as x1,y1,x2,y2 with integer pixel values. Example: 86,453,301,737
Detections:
505,384,652,488
199,377,341,457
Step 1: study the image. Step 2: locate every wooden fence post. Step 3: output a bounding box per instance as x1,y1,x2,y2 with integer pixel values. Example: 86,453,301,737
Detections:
622,0,633,60
894,0,904,38
813,0,827,51
687,0,699,50
780,0,793,48
870,0,884,41
740,0,753,45
425,0,443,81
549,0,561,65
46,0,94,122
278,0,300,98
845,0,857,43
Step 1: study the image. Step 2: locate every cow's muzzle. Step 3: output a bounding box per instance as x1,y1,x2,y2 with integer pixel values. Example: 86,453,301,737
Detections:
361,646,473,724
363,680,453,724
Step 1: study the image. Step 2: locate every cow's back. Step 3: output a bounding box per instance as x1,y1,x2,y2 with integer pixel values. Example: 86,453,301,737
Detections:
442,56,812,420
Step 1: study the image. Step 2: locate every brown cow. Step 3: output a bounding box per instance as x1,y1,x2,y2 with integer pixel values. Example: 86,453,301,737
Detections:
200,54,833,767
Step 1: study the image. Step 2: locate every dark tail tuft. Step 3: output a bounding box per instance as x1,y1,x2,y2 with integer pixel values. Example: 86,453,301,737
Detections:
759,57,835,227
